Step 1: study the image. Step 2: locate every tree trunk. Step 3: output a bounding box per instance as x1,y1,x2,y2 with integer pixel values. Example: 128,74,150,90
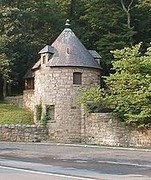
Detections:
3,79,7,98
7,83,12,96
69,0,76,19
121,0,134,29
121,0,134,44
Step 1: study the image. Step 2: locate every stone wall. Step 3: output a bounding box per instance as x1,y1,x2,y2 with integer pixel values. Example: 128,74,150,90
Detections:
4,91,34,112
23,90,35,111
34,66,100,143
0,124,48,142
0,113,151,147
82,113,151,148
5,96,23,108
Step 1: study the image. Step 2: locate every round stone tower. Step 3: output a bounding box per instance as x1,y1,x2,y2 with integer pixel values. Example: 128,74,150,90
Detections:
32,20,102,143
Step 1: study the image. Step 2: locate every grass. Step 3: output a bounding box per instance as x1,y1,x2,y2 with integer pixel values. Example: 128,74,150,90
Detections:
0,102,34,125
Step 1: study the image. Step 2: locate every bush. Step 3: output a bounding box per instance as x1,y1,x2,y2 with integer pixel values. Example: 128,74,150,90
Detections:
80,87,110,113
80,43,151,127
106,43,151,127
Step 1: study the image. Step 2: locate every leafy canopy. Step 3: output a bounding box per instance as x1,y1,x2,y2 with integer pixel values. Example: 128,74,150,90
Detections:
80,87,105,113
106,43,151,127
0,53,11,81
80,43,151,127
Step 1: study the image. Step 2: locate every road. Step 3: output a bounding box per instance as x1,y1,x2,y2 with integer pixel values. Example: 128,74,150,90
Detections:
0,142,151,179
0,164,91,180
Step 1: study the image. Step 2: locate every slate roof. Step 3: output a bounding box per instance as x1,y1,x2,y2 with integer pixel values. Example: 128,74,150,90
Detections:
25,23,102,79
89,50,102,59
38,45,54,54
23,68,34,79
32,59,41,70
47,28,101,69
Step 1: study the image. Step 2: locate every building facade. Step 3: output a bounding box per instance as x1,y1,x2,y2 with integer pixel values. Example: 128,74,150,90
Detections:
24,21,101,142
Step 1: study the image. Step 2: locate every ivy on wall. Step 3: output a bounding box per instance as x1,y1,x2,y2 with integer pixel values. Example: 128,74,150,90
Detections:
35,104,55,127
35,104,42,122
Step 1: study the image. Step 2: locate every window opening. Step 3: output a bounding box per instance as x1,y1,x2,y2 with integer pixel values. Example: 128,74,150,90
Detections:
42,55,46,64
73,72,82,85
48,53,52,60
67,48,70,54
25,78,34,90
45,105,55,122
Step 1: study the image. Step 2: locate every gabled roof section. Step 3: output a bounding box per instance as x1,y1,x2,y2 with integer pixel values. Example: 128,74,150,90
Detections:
38,45,54,54
23,69,34,79
47,28,101,70
32,59,41,70
89,50,102,59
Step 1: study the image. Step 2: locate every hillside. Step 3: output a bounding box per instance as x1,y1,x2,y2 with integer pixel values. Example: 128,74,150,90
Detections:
0,102,34,124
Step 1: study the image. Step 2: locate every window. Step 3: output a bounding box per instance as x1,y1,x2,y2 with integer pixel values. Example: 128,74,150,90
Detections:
67,48,70,54
42,55,46,64
73,72,82,85
48,53,52,60
45,105,55,122
25,78,34,90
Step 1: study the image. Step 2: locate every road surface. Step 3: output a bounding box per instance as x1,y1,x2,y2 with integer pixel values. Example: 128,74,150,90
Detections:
0,142,151,179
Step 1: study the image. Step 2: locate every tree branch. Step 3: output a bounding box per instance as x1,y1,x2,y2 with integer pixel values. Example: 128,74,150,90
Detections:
121,0,128,13
128,0,134,11
121,0,134,13
120,0,134,29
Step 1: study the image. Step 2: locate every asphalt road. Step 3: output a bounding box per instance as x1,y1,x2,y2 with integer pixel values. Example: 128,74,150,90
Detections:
0,142,151,179
0,165,90,180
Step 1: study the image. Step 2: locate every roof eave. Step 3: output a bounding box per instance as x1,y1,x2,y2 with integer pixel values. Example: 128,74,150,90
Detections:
46,64,102,70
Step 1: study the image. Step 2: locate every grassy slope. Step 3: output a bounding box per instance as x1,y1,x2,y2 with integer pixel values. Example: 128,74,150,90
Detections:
0,102,34,124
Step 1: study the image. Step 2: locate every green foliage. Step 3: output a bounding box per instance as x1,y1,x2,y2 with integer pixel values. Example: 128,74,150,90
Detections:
35,104,42,122
80,43,151,127
80,87,109,113
0,0,151,95
106,43,151,127
41,105,51,127
138,0,151,7
41,115,49,127
0,0,65,94
0,102,34,124
0,52,12,97
0,53,11,81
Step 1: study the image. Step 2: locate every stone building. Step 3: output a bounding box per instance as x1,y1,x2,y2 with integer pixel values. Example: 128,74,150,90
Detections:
24,20,102,142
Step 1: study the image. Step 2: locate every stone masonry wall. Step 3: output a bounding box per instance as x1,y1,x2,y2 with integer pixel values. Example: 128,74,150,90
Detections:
82,113,151,148
34,66,100,143
0,125,48,142
23,90,35,111
4,91,34,111
5,96,23,108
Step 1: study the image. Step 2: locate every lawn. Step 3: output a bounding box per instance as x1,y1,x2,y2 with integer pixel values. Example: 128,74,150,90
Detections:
0,102,34,124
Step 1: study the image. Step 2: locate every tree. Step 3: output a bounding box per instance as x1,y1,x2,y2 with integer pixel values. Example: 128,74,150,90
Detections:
106,43,151,127
121,0,134,30
65,0,151,75
0,0,65,94
0,53,11,98
120,0,136,44
80,87,105,113
70,0,138,74
0,0,151,95
80,43,151,127
139,0,151,7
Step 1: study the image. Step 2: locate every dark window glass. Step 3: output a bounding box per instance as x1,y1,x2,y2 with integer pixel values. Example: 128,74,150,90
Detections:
73,72,82,85
43,55,46,64
67,48,70,54
25,78,34,90
46,105,55,122
48,53,52,60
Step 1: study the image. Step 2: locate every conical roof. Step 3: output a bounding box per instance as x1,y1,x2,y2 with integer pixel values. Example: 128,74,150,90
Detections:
47,28,101,69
